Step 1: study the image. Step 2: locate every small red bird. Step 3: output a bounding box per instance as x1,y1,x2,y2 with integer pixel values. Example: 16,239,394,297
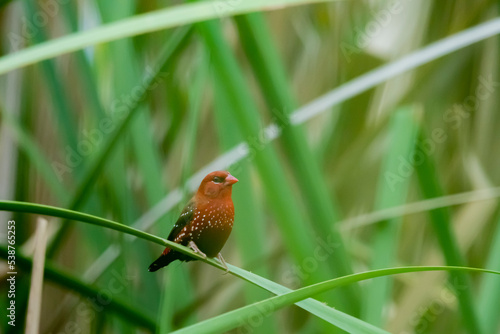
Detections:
148,171,238,272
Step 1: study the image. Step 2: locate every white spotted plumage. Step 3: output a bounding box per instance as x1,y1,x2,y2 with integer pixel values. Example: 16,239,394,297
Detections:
149,171,238,272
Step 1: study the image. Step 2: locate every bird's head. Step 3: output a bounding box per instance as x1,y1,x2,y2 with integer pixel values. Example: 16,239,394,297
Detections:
197,171,238,199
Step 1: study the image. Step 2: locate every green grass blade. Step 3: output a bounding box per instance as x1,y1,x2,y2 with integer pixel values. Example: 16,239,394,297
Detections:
415,132,482,334
213,73,278,333
180,47,207,186
477,211,500,333
172,266,500,334
96,1,169,320
0,200,168,247
228,265,389,334
290,18,500,125
362,106,418,326
158,45,208,334
340,188,500,230
58,2,107,121
21,0,78,151
1,111,68,201
0,0,335,75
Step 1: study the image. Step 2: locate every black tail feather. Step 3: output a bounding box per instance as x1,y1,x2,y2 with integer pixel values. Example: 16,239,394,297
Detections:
148,252,176,272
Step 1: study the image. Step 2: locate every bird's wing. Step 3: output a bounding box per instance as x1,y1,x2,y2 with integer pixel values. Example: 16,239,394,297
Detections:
167,199,196,241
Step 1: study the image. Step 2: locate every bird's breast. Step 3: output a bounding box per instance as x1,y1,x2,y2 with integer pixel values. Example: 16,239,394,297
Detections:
176,201,234,257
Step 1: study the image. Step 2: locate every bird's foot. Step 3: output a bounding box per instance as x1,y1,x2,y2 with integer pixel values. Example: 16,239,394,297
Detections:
188,241,207,259
217,253,229,274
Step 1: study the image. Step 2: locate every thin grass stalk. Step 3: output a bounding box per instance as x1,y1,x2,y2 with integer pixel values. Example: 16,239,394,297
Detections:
96,0,168,309
477,210,500,333
415,131,482,334
362,107,417,326
1,112,68,200
59,2,106,122
157,47,209,333
234,13,360,315
25,218,48,334
22,0,78,151
213,73,278,333
0,244,156,331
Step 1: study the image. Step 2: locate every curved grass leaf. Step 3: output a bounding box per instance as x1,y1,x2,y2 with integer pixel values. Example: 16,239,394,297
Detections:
228,265,389,334
340,188,500,230
290,18,500,125
172,266,500,334
0,200,190,257
0,0,332,75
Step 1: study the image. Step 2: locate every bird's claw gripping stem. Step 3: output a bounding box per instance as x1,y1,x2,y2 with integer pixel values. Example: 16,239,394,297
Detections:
217,253,229,274
188,241,207,259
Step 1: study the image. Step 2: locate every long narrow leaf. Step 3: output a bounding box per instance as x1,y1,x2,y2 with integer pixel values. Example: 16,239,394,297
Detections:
172,266,500,334
0,0,334,75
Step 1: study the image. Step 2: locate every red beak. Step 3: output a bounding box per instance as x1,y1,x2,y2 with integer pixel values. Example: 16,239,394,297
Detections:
225,174,239,185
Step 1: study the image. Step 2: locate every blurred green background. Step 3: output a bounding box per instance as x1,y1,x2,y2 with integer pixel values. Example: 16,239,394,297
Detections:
1,0,500,333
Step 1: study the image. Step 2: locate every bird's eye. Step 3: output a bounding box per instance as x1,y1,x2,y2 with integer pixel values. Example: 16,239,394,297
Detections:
213,176,224,183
